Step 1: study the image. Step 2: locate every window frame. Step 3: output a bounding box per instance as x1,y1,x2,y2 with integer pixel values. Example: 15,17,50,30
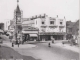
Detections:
42,21,45,24
50,21,54,24
60,22,63,25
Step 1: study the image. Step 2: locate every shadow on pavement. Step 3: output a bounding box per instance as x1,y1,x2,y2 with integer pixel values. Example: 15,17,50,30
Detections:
0,46,39,60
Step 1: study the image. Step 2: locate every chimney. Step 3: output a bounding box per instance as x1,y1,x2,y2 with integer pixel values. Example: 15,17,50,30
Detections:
57,15,58,17
64,16,65,19
35,15,37,19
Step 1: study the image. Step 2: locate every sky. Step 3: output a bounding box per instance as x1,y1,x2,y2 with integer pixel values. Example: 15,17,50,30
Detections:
0,0,79,23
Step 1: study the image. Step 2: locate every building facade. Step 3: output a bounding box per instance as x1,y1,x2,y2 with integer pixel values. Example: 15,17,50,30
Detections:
71,20,79,44
66,20,79,44
0,23,4,30
66,21,75,40
22,14,66,40
9,0,66,42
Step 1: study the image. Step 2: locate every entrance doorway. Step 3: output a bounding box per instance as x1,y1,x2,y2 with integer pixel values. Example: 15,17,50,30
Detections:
23,34,30,41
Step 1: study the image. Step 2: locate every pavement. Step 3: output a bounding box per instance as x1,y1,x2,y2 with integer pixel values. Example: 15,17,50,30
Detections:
1,42,36,49
0,35,79,60
0,45,36,60
0,40,79,60
51,42,79,53
1,35,79,53
36,40,79,53
1,40,79,53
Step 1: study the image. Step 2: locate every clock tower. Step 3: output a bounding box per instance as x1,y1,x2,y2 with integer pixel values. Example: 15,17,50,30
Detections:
14,0,23,43
14,0,22,25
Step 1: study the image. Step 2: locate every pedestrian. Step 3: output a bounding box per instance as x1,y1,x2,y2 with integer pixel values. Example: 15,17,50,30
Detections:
17,39,20,47
12,42,14,47
52,38,55,43
9,32,13,42
48,42,51,47
70,37,73,46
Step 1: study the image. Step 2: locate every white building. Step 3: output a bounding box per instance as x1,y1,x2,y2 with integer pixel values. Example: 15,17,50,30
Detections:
4,20,10,31
22,14,66,40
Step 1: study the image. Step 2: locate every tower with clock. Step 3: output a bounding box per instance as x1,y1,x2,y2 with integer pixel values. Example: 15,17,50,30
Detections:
14,1,22,25
14,0,23,43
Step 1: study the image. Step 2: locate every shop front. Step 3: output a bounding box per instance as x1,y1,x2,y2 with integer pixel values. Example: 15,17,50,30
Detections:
39,32,66,41
22,27,39,42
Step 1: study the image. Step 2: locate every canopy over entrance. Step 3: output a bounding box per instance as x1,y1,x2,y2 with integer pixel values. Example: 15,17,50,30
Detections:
29,34,38,37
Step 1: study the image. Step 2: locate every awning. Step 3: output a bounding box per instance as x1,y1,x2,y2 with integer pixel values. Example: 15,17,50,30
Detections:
22,31,38,34
29,34,38,37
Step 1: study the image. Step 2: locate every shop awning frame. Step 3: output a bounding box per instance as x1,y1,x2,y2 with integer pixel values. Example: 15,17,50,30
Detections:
29,34,38,37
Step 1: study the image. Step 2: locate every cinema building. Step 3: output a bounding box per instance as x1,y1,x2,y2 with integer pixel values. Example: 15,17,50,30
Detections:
22,14,66,41
9,1,66,42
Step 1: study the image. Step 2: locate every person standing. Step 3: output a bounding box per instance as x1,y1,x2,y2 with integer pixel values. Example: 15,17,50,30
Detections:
9,32,13,42
48,42,51,47
52,38,55,43
17,34,20,47
17,39,20,47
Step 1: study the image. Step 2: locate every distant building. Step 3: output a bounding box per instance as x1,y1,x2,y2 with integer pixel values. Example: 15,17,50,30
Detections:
72,20,79,40
4,20,10,31
8,20,14,32
66,20,79,42
66,21,75,39
0,23,4,30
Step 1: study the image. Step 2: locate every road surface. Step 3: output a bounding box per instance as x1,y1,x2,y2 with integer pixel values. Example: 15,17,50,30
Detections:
14,42,79,60
0,35,79,60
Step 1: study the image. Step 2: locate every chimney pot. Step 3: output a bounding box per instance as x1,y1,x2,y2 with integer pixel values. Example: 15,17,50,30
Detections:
57,15,58,17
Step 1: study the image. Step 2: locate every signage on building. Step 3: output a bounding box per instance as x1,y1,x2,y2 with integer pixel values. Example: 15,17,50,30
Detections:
39,32,66,35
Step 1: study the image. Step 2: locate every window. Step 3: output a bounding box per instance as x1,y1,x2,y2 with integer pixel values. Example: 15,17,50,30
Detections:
60,22,62,25
42,21,45,24
50,21,54,24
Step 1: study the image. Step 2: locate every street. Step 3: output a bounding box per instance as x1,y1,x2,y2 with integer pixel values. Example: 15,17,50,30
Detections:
0,35,79,60
14,42,79,60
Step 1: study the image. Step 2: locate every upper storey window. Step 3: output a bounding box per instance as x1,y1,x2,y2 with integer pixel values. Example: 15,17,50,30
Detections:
60,22,63,25
42,21,45,24
50,21,54,24
60,19,63,25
